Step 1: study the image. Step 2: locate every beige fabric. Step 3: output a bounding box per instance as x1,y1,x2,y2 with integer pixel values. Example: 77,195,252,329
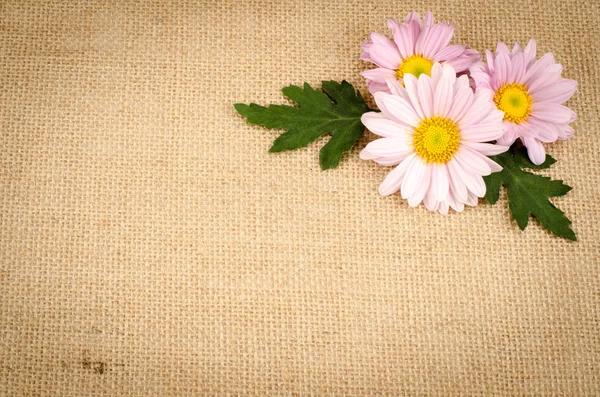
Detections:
1,0,599,395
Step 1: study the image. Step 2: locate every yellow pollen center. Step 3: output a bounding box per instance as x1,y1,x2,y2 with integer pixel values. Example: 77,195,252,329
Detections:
494,83,533,124
413,117,460,163
396,55,434,80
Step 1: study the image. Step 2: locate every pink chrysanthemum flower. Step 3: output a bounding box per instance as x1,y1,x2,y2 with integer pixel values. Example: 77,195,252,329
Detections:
470,40,577,164
360,11,480,95
360,63,508,213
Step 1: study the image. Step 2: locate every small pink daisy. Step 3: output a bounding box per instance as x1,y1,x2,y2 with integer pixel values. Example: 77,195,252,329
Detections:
360,11,480,94
360,63,508,213
470,40,577,164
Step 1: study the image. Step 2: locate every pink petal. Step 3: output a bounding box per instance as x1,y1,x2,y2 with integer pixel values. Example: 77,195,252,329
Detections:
403,74,425,119
448,190,465,212
423,185,437,211
433,44,465,62
496,41,511,56
378,153,416,196
461,171,486,198
361,112,407,138
460,123,505,143
496,124,519,146
465,191,479,206
485,50,496,72
444,53,478,73
531,103,576,124
389,20,416,59
422,23,454,59
360,137,411,161
437,199,449,214
511,41,523,56
433,69,453,117
450,158,485,198
467,149,503,172
401,157,427,200
431,163,450,202
526,118,559,142
447,159,469,202
526,64,563,93
521,137,546,165
494,52,510,85
384,79,410,101
510,52,526,83
516,121,540,138
407,163,432,207
430,62,443,87
455,147,492,176
459,89,494,127
404,12,422,25
423,11,434,27
461,141,509,156
381,94,420,127
449,76,474,121
522,52,556,83
417,75,434,118
368,33,402,69
531,79,577,104
366,81,391,95
556,124,575,140
523,39,537,66
361,68,397,83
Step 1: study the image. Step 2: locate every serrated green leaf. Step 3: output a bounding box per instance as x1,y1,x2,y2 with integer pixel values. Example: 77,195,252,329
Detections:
484,146,576,240
234,80,371,170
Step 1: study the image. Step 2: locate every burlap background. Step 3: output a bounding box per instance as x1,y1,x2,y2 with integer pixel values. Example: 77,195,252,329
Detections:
1,0,599,395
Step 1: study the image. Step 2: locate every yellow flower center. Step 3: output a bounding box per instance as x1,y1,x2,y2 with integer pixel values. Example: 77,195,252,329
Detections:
396,55,434,80
493,83,533,124
413,117,460,163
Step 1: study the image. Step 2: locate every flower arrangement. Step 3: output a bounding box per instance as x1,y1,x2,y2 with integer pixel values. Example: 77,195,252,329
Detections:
235,11,577,240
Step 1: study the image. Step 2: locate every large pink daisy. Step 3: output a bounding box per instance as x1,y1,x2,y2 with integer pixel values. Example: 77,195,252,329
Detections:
360,63,508,213
470,40,577,164
360,11,480,94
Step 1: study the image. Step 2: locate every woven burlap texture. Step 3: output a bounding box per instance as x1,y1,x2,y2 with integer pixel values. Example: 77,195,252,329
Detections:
1,0,599,395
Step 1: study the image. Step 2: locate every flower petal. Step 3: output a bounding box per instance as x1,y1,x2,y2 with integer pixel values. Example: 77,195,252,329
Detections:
433,68,453,117
378,153,417,196
367,32,402,69
361,112,408,137
523,38,537,66
431,163,450,202
422,23,454,59
360,68,397,83
403,74,425,119
449,76,474,121
446,159,469,202
417,74,434,118
407,163,432,207
459,89,495,127
401,157,427,200
531,79,577,104
521,137,546,165
455,147,492,176
531,103,576,124
448,190,465,212
450,158,487,199
433,44,465,62
510,52,526,83
461,141,509,156
381,94,421,127
460,123,505,142
360,137,411,161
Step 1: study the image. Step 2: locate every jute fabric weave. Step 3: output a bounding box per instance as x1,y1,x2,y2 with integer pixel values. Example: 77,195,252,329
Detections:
1,0,599,395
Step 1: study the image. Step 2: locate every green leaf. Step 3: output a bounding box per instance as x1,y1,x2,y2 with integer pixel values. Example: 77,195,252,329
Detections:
234,80,372,170
484,146,576,240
